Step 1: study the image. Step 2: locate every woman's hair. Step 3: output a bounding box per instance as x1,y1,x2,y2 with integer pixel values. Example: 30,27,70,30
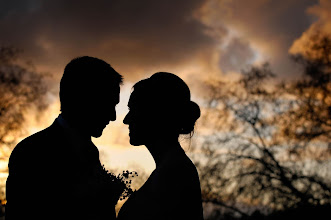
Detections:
132,72,200,136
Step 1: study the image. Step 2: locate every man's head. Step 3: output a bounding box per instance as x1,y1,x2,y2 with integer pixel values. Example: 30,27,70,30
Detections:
60,56,123,137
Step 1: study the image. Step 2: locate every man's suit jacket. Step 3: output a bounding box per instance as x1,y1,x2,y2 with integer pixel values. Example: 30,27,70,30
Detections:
6,119,116,220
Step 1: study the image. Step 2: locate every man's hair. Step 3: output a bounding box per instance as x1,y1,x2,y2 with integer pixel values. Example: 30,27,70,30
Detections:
59,56,123,112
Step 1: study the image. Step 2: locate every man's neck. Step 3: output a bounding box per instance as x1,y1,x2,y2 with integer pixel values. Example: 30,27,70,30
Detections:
58,113,91,141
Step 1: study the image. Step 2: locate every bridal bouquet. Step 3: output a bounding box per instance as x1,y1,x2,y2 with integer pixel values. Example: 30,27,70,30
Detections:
95,164,138,205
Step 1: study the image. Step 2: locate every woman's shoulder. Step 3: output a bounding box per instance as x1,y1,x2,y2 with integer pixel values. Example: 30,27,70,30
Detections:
157,151,200,186
169,149,198,171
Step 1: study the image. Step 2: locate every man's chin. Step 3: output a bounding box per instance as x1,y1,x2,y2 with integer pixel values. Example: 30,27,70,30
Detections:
91,129,104,138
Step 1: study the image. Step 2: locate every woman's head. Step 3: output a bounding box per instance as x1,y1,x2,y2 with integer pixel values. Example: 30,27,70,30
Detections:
123,72,200,146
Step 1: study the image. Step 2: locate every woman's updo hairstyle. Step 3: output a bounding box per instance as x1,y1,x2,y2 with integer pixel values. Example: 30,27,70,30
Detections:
132,72,200,136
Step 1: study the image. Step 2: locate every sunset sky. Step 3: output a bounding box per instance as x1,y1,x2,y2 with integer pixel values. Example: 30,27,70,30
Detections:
1,0,331,190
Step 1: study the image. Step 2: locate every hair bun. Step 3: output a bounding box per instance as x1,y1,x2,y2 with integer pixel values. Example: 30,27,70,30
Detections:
180,101,201,135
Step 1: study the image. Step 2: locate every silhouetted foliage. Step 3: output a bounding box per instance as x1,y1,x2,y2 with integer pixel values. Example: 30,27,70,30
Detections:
0,46,49,201
196,33,331,218
204,204,331,220
0,46,48,149
284,33,331,142
97,165,138,202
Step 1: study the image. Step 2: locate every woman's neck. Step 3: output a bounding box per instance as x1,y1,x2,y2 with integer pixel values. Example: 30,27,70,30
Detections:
146,139,182,168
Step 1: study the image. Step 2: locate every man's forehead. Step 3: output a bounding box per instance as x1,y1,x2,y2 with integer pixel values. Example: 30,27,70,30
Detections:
114,92,120,104
109,86,120,102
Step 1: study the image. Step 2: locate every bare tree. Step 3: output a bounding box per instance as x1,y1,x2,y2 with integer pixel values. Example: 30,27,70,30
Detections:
0,46,49,173
282,33,331,143
196,34,331,218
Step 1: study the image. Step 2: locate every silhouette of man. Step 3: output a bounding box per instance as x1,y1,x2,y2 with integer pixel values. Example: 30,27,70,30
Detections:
6,56,123,220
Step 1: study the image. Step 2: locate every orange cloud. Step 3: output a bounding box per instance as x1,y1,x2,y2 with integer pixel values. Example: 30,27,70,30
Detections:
290,0,331,56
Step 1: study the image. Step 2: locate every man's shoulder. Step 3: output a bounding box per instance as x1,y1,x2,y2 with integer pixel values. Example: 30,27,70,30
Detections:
9,121,66,163
17,122,61,147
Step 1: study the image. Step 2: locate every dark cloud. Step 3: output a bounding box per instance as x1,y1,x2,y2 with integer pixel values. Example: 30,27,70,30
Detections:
197,0,319,78
0,0,323,83
0,0,215,80
218,0,317,41
218,37,256,73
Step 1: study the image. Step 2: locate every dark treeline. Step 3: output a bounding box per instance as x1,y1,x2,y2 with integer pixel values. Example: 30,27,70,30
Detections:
196,32,331,219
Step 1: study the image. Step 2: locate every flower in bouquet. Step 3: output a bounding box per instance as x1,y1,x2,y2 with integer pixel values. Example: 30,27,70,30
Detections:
96,164,138,204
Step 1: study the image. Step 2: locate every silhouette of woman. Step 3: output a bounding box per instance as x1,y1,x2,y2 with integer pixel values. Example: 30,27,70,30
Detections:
117,72,204,220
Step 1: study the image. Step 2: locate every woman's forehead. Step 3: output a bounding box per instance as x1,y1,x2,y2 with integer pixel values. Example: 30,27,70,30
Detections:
128,91,141,107
128,90,156,108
